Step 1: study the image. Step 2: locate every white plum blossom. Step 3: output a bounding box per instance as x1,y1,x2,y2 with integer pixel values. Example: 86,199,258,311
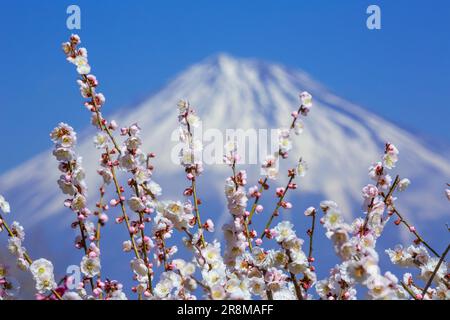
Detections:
385,245,413,267
73,55,91,75
7,237,24,257
261,155,279,180
10,222,25,241
293,120,304,135
71,194,87,211
322,207,344,230
93,132,109,149
300,91,312,108
398,178,411,192
30,259,54,279
80,256,101,278
0,195,10,214
278,128,292,155
296,159,308,177
211,285,227,300
383,143,399,169
273,221,295,243
30,259,57,294
203,242,222,265
147,181,162,197
160,200,195,231
122,240,132,252
128,196,146,212
131,258,149,283
304,206,316,216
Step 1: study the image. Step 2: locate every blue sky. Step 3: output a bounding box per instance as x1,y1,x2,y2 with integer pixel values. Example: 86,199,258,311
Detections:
0,0,449,174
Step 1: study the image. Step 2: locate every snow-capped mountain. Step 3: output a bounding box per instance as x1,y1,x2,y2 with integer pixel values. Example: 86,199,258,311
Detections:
0,54,449,294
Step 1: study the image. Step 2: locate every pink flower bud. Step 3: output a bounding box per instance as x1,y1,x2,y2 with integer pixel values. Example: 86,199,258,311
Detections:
255,205,264,213
204,219,215,232
409,226,416,233
186,173,194,180
304,206,316,216
110,199,119,207
415,294,423,300
276,188,284,197
255,238,263,246
100,214,109,223
115,217,123,224
109,120,118,130
144,207,152,214
144,290,152,297
291,111,298,118
93,288,102,297
284,202,292,209
88,251,97,258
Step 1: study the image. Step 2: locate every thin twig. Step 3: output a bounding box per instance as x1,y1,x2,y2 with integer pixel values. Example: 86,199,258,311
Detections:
260,173,296,240
421,244,450,298
0,213,63,300
400,281,418,300
285,250,304,300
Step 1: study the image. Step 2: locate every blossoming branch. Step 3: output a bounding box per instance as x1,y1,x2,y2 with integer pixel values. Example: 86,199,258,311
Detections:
0,34,448,300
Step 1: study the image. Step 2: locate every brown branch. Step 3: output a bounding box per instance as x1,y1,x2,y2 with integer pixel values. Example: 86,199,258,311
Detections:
421,244,450,298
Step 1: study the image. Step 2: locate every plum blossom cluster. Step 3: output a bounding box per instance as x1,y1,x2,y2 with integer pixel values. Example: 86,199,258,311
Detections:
385,244,449,299
0,196,67,299
277,91,313,159
51,123,104,296
313,143,406,300
315,145,450,300
0,34,448,300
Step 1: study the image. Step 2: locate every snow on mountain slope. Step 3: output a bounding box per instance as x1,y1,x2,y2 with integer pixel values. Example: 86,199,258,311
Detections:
1,53,449,242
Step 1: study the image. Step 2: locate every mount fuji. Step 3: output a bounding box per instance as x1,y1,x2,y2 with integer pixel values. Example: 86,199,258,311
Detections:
0,54,449,296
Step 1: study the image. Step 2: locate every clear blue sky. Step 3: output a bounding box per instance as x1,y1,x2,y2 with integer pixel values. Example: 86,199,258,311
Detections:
0,0,449,173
